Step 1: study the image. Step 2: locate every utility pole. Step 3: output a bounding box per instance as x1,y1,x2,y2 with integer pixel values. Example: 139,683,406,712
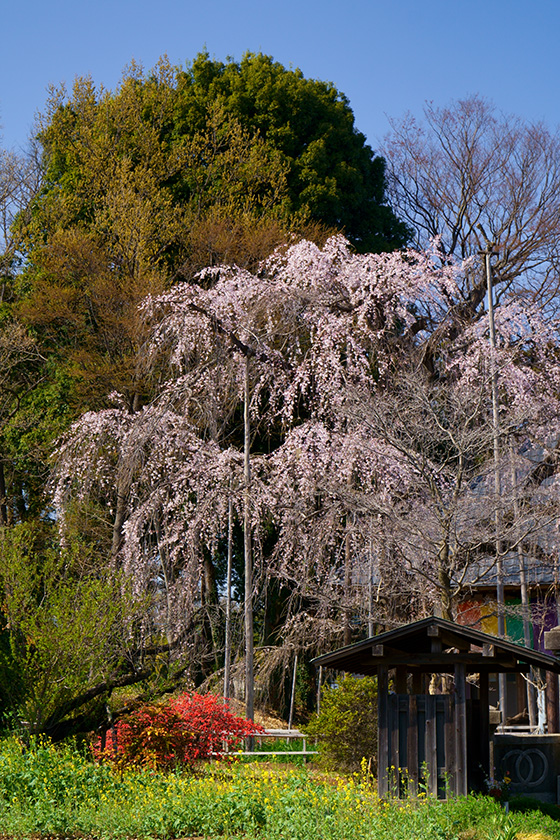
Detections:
509,443,538,727
484,247,507,715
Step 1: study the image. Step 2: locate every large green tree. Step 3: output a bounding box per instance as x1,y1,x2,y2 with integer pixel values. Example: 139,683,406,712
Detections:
24,52,407,267
168,51,409,253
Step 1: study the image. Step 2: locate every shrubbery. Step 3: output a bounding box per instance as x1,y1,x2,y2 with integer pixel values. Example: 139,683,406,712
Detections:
509,794,560,821
305,674,377,772
92,692,262,770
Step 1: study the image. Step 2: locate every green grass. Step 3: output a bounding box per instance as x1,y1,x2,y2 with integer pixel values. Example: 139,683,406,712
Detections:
0,736,558,839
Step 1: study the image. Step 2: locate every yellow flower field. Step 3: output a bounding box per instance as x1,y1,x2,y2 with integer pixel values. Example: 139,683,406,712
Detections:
0,737,558,839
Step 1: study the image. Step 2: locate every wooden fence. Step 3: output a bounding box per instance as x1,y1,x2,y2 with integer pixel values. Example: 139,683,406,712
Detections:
378,694,459,798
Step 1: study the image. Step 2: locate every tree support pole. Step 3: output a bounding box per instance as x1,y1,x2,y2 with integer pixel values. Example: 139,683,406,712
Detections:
244,358,254,736
224,491,233,703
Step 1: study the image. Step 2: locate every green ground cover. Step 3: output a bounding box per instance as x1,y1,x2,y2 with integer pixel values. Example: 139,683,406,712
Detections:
0,736,558,839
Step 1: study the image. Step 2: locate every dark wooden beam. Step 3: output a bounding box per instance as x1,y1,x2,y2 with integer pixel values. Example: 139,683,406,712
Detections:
378,665,389,798
426,694,438,796
368,653,525,669
454,662,467,797
407,695,418,796
546,671,560,733
411,669,423,693
395,666,407,694
479,671,490,780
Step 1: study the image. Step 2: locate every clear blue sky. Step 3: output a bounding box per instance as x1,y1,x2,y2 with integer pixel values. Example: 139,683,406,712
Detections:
2,0,559,155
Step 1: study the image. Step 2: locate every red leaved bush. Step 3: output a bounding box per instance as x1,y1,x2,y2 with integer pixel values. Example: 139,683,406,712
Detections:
92,692,262,770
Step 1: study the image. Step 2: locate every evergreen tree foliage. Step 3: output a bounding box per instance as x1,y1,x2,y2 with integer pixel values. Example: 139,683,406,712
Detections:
169,51,409,252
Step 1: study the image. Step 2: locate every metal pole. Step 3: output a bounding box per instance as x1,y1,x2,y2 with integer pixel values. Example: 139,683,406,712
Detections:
244,357,254,734
368,534,374,637
288,653,298,731
485,249,507,715
509,443,537,727
224,491,233,703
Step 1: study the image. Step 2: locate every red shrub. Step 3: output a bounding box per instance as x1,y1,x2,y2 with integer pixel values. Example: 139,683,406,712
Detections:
92,693,262,770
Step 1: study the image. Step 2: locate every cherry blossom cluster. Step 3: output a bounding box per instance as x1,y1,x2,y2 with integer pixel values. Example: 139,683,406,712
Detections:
51,235,560,634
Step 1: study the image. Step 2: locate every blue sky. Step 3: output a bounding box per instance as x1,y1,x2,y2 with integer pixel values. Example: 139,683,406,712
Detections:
2,0,559,155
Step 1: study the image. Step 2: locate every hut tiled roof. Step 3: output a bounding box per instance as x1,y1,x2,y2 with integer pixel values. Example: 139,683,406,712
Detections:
312,616,560,675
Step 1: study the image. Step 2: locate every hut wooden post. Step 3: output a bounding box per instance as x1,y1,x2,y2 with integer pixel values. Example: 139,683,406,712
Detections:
426,693,438,795
407,694,419,796
395,665,407,694
377,665,389,797
479,670,490,779
454,662,467,796
546,671,560,733
411,669,422,694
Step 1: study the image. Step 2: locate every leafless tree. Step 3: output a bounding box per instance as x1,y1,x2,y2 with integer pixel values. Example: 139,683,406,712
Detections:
383,96,560,309
0,142,40,288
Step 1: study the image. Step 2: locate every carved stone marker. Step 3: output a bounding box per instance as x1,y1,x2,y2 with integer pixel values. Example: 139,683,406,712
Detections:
494,734,560,804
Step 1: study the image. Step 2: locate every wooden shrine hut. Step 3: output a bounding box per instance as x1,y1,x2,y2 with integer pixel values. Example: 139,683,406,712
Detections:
313,617,560,799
